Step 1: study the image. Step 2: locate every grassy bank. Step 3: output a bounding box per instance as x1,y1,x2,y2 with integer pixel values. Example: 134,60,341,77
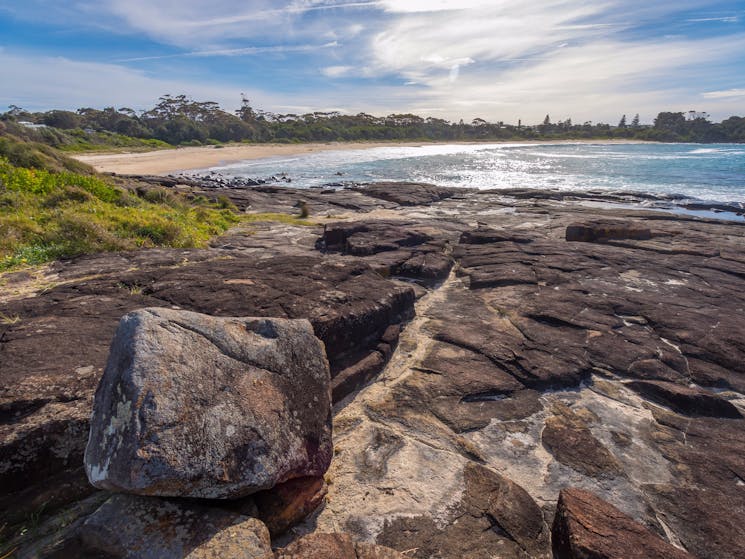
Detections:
0,154,240,272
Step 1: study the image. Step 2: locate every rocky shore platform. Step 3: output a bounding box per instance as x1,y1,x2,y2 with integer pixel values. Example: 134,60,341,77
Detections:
2,179,744,558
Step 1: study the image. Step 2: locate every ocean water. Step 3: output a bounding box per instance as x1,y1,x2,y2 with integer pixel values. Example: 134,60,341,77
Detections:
201,142,745,204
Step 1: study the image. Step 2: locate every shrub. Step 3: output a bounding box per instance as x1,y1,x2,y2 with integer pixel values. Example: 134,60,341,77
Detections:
0,155,240,271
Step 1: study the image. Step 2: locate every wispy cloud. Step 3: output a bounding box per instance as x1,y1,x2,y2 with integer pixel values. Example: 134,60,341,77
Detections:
703,88,745,98
1,0,744,122
687,16,739,23
118,41,339,62
0,51,269,111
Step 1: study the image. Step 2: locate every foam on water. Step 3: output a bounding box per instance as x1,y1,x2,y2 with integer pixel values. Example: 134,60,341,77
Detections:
198,142,745,204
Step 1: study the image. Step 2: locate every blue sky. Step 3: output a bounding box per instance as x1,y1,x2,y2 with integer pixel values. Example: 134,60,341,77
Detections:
0,1,744,123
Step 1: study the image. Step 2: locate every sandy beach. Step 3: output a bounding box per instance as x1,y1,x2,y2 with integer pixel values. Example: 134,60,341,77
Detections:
72,139,648,175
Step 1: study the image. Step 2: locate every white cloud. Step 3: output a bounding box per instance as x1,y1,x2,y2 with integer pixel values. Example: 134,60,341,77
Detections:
368,33,745,122
0,51,271,112
379,0,495,13
101,0,376,47
322,65,354,77
2,0,744,123
369,1,610,80
703,88,745,99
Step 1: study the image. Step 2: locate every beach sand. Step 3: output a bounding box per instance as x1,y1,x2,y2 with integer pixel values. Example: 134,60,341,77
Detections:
72,139,647,176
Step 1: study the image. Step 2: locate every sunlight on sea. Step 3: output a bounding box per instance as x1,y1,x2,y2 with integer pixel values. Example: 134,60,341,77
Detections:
201,142,745,203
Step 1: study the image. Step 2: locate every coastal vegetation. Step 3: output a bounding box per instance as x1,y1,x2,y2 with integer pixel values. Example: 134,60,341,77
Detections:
0,133,240,271
3,98,744,150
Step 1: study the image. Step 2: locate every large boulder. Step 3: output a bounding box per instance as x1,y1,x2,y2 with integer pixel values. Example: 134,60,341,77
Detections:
552,488,694,559
84,308,332,498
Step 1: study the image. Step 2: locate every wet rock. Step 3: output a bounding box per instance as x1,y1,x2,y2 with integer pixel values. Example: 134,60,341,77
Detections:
78,494,272,559
565,220,652,242
627,380,742,418
85,309,332,498
552,488,694,559
275,532,405,559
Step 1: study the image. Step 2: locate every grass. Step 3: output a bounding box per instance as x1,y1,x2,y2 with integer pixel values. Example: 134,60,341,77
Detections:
0,312,21,325
0,134,93,174
0,156,240,272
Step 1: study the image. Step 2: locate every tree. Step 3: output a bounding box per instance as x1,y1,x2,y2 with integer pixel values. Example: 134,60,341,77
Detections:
236,95,256,122
653,112,686,132
543,114,551,125
618,114,627,128
631,114,640,128
42,110,81,129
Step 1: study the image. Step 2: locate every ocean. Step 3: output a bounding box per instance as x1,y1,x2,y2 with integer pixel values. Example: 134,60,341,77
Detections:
199,142,745,205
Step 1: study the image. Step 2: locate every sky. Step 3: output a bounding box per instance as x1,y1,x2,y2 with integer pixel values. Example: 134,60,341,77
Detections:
0,1,744,124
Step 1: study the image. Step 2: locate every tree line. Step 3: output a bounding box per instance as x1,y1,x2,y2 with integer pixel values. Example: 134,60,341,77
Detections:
3,95,744,146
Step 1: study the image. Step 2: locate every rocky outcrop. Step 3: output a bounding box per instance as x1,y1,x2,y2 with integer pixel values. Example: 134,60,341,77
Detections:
85,309,332,498
304,199,745,559
77,494,272,559
319,220,459,285
1,251,413,526
4,180,745,558
551,488,694,559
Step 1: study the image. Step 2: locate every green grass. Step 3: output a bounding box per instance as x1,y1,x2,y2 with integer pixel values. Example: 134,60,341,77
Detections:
56,133,172,153
0,156,240,272
0,134,94,174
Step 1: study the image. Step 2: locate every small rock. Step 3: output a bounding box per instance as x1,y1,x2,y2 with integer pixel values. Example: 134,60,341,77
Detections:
78,494,272,559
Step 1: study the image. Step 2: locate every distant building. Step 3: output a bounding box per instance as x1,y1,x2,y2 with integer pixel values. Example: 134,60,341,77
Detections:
18,121,48,129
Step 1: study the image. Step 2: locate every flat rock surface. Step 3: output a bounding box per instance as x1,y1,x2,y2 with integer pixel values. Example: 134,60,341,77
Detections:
3,181,745,558
274,532,404,559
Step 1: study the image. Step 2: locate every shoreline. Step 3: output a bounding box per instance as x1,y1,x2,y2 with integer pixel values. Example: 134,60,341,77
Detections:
71,139,649,175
